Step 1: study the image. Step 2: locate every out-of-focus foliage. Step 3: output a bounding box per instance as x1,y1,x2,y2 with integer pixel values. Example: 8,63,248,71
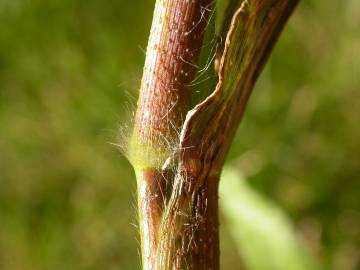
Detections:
0,0,359,270
220,167,321,270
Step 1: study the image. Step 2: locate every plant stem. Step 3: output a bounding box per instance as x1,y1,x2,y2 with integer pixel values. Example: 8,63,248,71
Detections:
130,0,213,268
133,0,213,149
129,0,300,269
156,173,220,269
154,1,300,269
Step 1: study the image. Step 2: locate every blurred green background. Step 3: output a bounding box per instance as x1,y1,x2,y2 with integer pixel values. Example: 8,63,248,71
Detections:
0,0,359,269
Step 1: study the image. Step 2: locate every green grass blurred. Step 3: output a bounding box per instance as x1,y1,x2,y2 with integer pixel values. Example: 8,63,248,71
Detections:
0,0,359,269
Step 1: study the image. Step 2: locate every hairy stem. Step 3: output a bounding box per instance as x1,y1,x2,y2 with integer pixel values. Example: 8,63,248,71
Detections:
156,173,220,269
133,0,213,151
154,1,300,269
129,0,300,269
130,0,213,269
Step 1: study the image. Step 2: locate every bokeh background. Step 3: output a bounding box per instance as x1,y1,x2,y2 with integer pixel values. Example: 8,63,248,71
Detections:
0,0,359,269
